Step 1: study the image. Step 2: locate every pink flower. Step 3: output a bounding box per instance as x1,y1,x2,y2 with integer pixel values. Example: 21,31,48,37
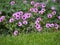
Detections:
15,15,20,20
23,20,28,25
10,1,15,5
35,17,42,24
54,23,59,29
51,6,55,10
18,11,23,16
51,11,56,15
35,20,40,24
12,13,17,17
34,2,40,8
0,18,2,22
41,8,46,12
23,0,27,4
31,1,35,5
13,30,18,36
1,16,5,19
39,11,44,14
52,0,56,2
36,17,42,21
58,16,60,20
24,13,32,18
0,11,2,15
18,22,22,26
35,24,41,29
9,18,14,23
46,23,51,28
35,24,42,32
37,27,42,32
41,3,46,8
30,8,33,12
22,15,27,20
33,8,38,13
47,13,53,18
50,23,54,27
0,16,5,22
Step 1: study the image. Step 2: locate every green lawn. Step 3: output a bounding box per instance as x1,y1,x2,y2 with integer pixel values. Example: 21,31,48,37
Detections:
0,31,60,45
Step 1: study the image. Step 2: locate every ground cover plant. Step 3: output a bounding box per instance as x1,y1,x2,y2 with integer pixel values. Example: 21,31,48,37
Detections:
0,0,60,36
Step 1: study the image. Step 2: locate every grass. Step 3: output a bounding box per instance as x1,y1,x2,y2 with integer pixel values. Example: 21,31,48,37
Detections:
0,31,60,45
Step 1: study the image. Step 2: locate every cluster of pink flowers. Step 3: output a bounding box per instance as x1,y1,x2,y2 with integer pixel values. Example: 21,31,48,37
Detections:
46,23,59,29
31,1,46,8
30,8,38,13
35,17,42,32
47,10,56,18
9,11,32,28
39,8,46,14
9,11,23,23
12,11,23,20
0,0,59,36
22,13,32,20
30,1,46,14
47,6,56,18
